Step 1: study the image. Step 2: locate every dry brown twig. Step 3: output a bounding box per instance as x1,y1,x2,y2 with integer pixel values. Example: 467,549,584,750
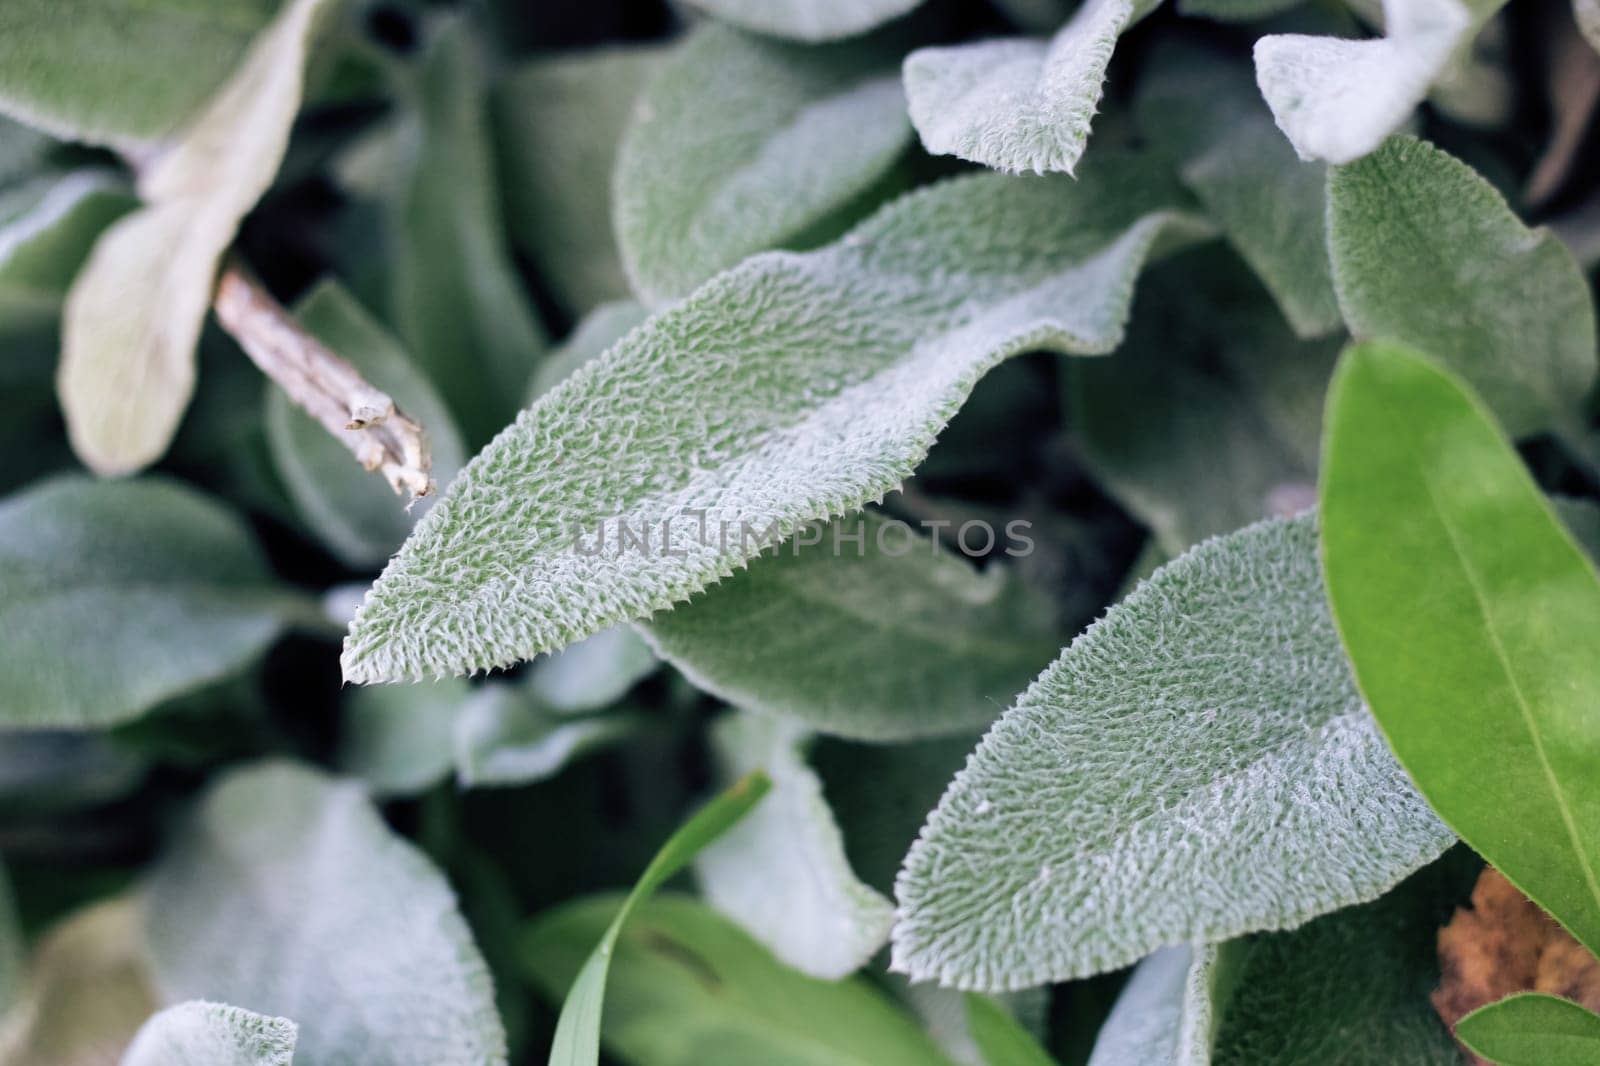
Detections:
212,259,434,501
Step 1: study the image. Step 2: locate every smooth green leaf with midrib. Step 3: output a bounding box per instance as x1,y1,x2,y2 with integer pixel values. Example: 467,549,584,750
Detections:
547,771,771,1066
1456,993,1600,1066
892,513,1453,991
639,513,1061,740
342,154,1209,683
1321,340,1600,963
1327,137,1597,441
144,761,508,1065
615,23,912,304
902,0,1151,176
121,1001,298,1066
0,0,278,148
0,476,293,729
525,894,958,1066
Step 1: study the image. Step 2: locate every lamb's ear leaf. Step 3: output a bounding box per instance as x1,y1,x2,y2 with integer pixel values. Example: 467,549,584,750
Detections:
1069,256,1337,555
902,0,1152,176
615,22,911,304
1455,993,1600,1066
524,895,957,1066
494,47,665,316
453,686,639,789
695,713,893,979
891,513,1452,991
965,993,1060,1066
1253,0,1486,164
0,476,296,729
0,0,278,148
1327,137,1596,442
56,0,335,476
384,18,548,444
338,680,470,797
1320,340,1600,961
544,771,771,1066
121,1002,298,1066
1086,945,1229,1066
675,0,925,43
1135,46,1339,338
342,155,1210,683
144,761,509,1065
638,513,1061,741
526,302,651,405
1578,0,1600,53
265,281,466,568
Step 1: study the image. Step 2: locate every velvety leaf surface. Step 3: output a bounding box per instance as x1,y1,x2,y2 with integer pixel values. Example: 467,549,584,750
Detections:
339,679,470,796
1086,945,1225,1066
1135,48,1339,338
640,513,1060,739
385,19,549,443
0,477,291,729
524,894,958,1066
56,0,334,475
1254,0,1482,164
695,713,893,979
265,281,466,568
342,156,1209,683
892,514,1453,990
0,0,278,147
453,685,637,789
902,0,1150,175
1321,341,1600,963
494,47,664,315
121,1002,298,1066
677,0,924,43
143,761,508,1065
1327,137,1596,439
528,625,657,714
526,303,652,405
615,23,911,303
1456,993,1600,1066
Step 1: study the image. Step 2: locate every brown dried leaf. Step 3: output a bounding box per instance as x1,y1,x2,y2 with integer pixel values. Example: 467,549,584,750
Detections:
1433,866,1600,1064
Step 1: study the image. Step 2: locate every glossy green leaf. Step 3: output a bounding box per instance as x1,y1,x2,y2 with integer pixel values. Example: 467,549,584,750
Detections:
677,0,923,42
121,1002,297,1066
144,761,508,1065
640,513,1060,739
494,47,664,315
545,770,771,1066
1327,137,1596,440
56,0,335,475
964,994,1059,1066
385,18,548,443
0,476,294,729
453,686,638,789
525,894,957,1066
1253,0,1487,164
695,713,892,979
902,0,1151,176
1321,340,1600,961
265,281,466,568
343,156,1209,683
0,0,279,148
893,514,1452,990
1069,258,1337,553
615,23,911,304
1456,993,1600,1066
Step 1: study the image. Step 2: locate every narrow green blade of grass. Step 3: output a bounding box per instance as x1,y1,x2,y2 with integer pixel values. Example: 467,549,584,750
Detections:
547,770,772,1065
965,994,1059,1066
